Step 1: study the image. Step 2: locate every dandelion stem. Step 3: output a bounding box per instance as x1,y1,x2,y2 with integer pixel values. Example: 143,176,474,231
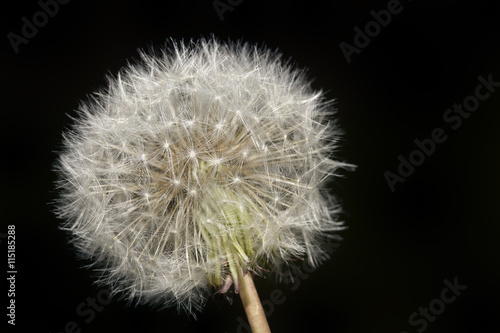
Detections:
239,272,271,333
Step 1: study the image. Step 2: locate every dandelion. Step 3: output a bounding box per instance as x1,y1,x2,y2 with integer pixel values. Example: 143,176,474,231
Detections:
55,37,352,332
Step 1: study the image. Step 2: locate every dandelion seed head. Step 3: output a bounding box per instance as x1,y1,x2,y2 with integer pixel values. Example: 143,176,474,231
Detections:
55,37,352,315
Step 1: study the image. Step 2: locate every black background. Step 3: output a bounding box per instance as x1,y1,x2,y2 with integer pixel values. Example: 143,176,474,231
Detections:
1,0,500,332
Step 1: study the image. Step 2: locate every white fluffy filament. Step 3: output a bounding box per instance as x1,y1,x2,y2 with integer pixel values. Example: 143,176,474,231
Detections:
55,37,351,315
